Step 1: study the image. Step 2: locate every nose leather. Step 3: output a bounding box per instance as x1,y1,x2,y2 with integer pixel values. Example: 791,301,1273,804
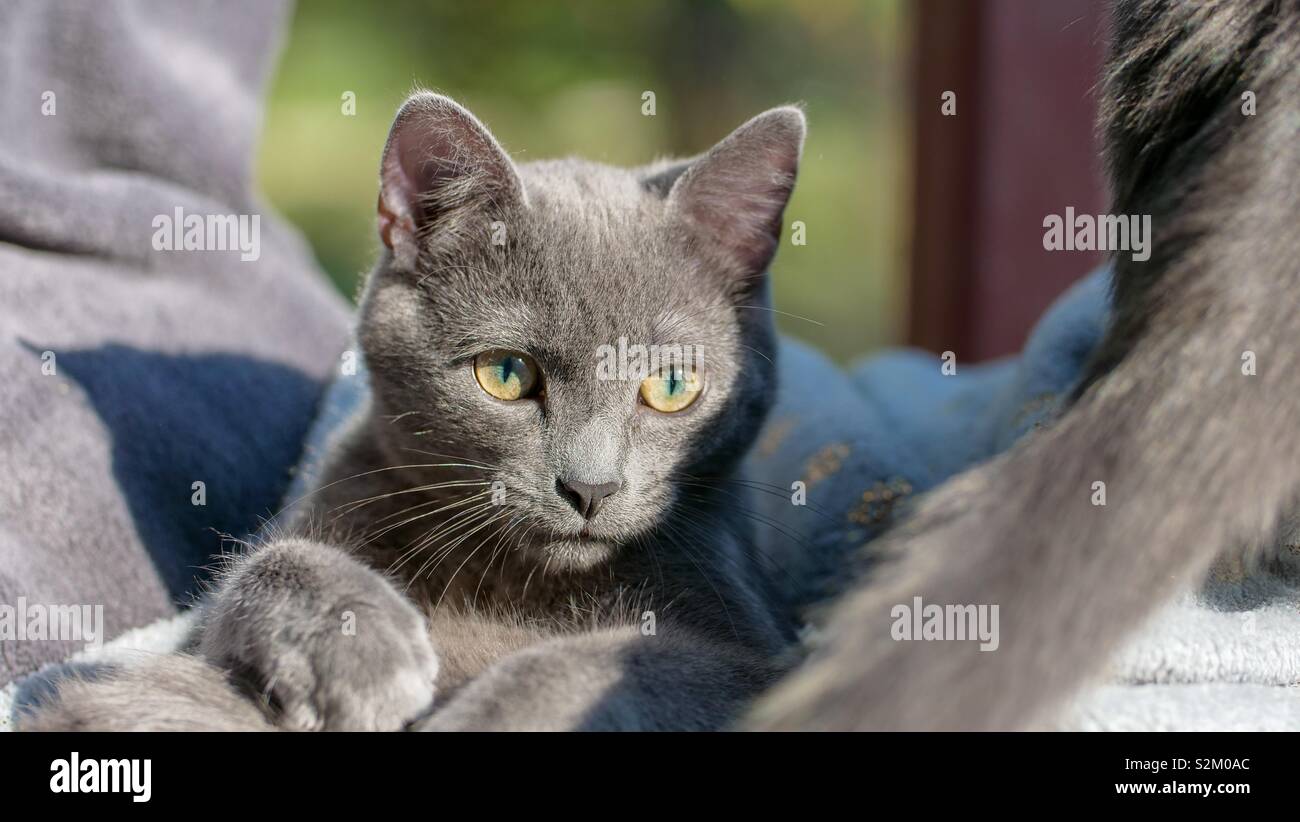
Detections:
557,478,621,520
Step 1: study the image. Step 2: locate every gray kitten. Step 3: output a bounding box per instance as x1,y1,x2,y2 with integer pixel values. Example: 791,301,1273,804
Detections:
21,93,806,731
749,0,1300,730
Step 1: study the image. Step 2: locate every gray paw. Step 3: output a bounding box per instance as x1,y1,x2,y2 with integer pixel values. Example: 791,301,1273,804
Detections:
200,538,439,731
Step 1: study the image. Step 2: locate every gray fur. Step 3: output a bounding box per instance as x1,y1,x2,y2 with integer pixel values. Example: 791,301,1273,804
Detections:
197,538,439,731
418,626,778,731
19,655,272,732
749,0,1300,730
20,94,805,731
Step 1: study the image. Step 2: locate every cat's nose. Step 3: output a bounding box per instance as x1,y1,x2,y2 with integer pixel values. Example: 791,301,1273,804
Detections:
556,477,622,520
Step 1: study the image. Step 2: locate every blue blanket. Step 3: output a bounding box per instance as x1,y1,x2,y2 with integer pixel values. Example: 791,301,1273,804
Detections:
743,268,1112,612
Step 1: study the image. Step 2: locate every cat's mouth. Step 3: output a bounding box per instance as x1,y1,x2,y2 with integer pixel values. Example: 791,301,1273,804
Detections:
540,533,617,570
504,511,639,571
562,525,620,550
510,518,629,570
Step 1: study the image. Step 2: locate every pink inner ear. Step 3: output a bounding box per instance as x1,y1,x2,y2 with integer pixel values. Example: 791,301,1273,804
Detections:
670,108,805,276
377,125,426,254
379,121,452,251
678,151,798,274
376,94,525,260
690,157,795,237
377,190,414,253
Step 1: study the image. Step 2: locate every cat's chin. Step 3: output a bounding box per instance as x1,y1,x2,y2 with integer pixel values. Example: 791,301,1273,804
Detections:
537,537,617,571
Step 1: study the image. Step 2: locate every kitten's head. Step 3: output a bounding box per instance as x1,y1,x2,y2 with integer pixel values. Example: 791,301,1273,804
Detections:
359,91,803,570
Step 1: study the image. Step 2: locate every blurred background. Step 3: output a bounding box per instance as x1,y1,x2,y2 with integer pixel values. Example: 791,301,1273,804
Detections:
258,0,907,362
258,0,1106,364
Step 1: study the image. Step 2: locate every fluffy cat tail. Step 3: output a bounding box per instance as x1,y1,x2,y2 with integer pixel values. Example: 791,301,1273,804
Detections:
747,0,1300,730
17,654,275,732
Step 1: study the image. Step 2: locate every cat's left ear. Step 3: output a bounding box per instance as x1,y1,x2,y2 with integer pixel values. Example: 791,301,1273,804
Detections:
667,106,805,279
378,92,525,270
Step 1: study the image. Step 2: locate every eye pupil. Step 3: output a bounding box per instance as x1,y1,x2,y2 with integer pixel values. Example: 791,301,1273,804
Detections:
639,366,702,413
474,350,539,401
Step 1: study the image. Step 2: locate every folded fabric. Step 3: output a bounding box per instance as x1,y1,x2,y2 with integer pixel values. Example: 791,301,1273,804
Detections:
0,0,350,682
849,269,1110,479
743,270,1111,614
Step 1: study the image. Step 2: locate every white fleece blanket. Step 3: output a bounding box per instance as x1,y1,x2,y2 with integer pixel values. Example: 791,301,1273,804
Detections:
1063,553,1300,730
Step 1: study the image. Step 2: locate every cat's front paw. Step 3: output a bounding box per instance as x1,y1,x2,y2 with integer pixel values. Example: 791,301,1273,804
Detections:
200,538,438,731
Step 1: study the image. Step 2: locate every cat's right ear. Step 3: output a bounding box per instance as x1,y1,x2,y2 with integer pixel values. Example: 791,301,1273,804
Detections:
378,92,525,270
665,106,805,282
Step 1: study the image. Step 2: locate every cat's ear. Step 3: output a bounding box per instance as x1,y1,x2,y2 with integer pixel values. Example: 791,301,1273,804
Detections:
666,106,805,277
378,92,525,269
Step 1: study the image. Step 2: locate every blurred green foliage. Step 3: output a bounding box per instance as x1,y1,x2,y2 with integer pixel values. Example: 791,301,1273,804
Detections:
258,0,908,361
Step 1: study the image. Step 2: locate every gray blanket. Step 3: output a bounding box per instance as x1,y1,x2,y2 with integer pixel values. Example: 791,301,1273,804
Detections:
0,0,349,681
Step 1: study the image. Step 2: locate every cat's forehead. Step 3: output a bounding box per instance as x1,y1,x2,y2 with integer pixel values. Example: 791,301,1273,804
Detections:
419,158,740,358
460,246,729,350
517,158,651,210
498,160,730,307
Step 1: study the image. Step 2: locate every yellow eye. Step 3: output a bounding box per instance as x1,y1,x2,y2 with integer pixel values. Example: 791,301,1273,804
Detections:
474,349,540,401
639,366,703,413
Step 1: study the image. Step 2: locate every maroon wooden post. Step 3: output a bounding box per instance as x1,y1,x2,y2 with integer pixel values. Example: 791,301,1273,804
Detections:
909,0,1109,362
